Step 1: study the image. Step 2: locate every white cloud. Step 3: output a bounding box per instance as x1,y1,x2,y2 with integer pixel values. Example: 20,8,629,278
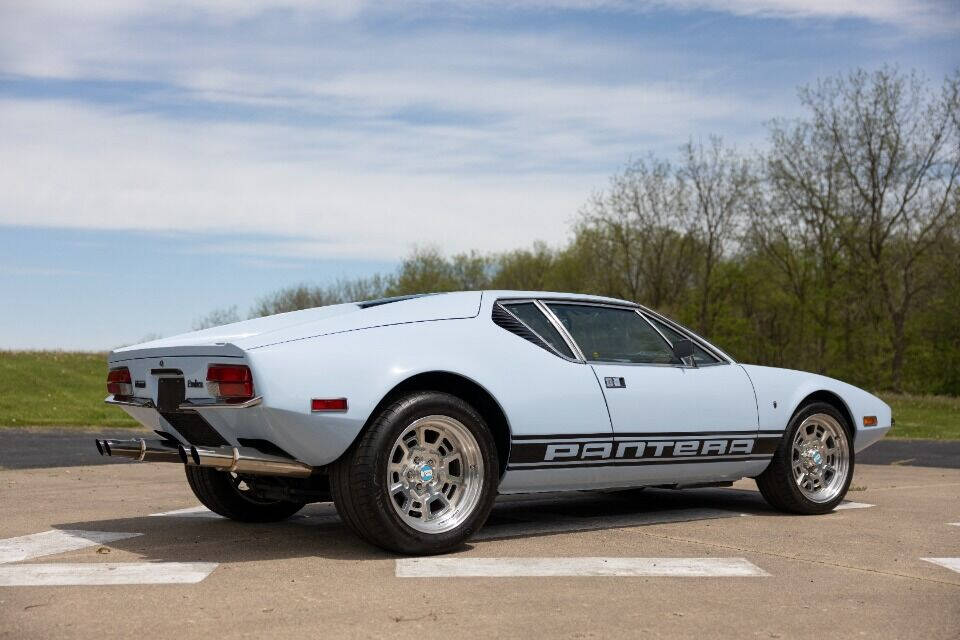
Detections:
0,265,99,277
643,0,955,30
0,99,602,259
0,0,946,264
0,0,953,82
2,0,955,31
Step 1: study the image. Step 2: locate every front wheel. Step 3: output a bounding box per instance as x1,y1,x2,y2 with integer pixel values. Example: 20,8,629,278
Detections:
756,402,854,514
330,391,498,554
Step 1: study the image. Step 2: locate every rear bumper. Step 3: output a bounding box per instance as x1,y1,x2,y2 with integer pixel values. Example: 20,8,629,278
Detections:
106,393,353,467
104,394,263,410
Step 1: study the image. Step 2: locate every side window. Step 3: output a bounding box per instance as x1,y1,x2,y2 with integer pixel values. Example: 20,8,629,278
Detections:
645,315,720,365
547,304,679,364
502,302,575,359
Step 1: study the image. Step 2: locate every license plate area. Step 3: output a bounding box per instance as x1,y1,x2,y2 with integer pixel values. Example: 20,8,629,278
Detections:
157,377,186,412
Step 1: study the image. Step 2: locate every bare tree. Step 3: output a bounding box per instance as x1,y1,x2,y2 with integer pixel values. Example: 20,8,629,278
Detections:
250,275,389,317
680,137,752,336
577,156,695,308
192,306,241,330
755,117,847,372
803,68,960,390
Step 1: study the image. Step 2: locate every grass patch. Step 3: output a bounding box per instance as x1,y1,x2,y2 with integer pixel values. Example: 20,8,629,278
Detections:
878,392,960,440
0,351,138,427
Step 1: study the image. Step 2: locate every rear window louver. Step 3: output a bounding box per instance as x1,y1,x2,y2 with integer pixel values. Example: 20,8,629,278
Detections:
491,303,553,354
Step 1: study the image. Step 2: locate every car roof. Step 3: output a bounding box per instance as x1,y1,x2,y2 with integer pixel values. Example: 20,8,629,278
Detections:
481,290,638,306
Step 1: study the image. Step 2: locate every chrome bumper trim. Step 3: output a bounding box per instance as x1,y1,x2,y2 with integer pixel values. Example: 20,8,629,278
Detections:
178,396,263,410
104,395,155,408
106,395,262,410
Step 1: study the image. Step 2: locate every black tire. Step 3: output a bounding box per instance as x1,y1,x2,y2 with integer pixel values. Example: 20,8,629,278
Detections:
330,391,499,555
184,466,306,522
756,401,854,514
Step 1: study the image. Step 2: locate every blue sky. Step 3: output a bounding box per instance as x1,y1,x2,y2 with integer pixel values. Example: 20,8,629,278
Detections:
1,0,957,349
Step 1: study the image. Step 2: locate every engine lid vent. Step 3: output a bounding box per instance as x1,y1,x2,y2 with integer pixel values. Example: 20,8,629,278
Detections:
491,303,553,353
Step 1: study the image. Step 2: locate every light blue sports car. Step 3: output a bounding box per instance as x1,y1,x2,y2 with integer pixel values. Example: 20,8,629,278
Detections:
96,291,892,554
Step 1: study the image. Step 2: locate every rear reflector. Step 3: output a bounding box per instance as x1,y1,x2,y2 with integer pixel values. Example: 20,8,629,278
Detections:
206,364,254,400
106,367,132,396
311,398,348,412
863,416,878,427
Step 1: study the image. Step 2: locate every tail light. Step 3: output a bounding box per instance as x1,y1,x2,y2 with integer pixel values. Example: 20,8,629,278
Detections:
106,367,132,397
206,364,254,401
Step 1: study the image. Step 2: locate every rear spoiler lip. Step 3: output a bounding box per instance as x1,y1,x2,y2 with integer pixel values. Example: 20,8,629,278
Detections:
108,343,246,364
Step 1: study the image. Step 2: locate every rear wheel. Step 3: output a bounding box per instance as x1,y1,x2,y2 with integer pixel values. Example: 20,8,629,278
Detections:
184,466,306,522
330,391,498,554
756,402,854,514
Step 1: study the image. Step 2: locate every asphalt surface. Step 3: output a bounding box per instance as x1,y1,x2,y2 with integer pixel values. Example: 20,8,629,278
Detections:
0,428,154,470
1,427,957,470
1,463,958,639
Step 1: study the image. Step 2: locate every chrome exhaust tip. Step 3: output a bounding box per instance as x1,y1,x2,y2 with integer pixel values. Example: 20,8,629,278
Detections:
94,438,183,463
189,445,313,477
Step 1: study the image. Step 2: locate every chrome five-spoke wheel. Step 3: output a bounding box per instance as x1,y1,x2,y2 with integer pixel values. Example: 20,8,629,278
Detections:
387,415,484,533
791,413,850,504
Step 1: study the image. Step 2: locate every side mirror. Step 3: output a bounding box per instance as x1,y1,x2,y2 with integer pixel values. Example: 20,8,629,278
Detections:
672,339,696,367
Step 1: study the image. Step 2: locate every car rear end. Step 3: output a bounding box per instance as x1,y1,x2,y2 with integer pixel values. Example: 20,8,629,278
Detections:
97,343,313,478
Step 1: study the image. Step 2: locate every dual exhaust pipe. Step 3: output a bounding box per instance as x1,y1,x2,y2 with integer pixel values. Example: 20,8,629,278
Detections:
95,437,182,463
95,437,312,478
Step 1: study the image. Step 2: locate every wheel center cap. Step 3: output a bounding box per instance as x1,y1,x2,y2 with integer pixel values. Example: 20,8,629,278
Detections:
419,465,434,482
811,451,823,466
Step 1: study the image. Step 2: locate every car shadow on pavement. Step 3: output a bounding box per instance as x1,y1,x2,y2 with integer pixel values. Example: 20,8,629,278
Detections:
52,487,781,562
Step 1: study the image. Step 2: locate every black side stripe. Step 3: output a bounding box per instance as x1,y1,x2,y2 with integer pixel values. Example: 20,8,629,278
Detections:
512,429,783,441
507,455,773,471
507,430,784,466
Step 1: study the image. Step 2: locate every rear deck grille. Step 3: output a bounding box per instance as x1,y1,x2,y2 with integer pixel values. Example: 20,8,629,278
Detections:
159,411,229,447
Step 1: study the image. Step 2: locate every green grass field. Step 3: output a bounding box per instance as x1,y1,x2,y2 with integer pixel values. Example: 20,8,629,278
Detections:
0,351,957,438
0,351,137,427
877,392,960,440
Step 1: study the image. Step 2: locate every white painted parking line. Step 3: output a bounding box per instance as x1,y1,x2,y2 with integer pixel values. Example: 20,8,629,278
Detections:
0,562,218,586
0,529,219,586
475,507,746,541
149,504,342,526
948,522,960,527
396,557,769,578
833,501,874,511
922,558,960,574
149,506,222,519
0,530,141,564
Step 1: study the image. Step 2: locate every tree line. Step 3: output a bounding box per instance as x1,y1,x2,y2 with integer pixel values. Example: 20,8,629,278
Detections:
197,68,960,396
